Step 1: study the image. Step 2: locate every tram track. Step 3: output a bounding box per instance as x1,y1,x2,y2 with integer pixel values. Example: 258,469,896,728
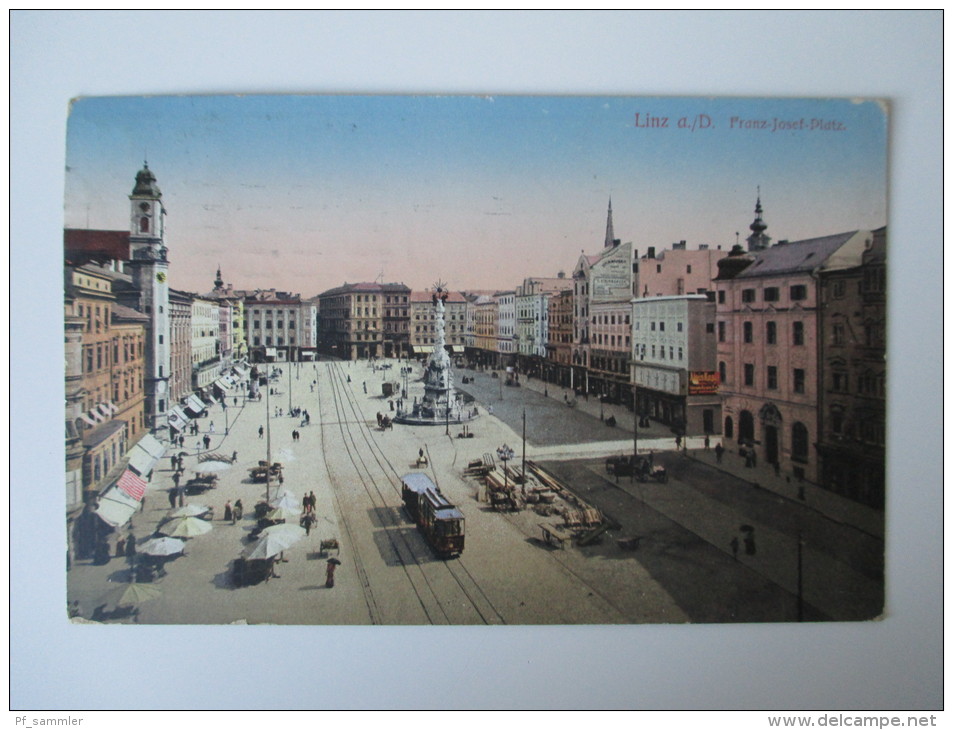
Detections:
320,361,506,625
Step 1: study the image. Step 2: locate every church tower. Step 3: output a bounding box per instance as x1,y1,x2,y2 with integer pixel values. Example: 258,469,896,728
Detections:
604,197,618,248
746,190,772,252
126,162,171,431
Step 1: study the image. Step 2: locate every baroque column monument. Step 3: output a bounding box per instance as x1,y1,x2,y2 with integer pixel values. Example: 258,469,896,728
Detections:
396,284,476,426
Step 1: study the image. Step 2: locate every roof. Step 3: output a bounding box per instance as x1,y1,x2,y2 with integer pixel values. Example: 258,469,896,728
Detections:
402,473,438,494
111,303,149,323
318,282,411,298
64,229,130,266
735,231,861,279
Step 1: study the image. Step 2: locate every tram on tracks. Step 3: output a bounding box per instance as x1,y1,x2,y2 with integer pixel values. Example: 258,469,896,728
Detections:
401,473,465,558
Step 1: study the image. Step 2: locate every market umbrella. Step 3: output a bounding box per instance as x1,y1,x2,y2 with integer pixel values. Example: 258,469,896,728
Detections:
327,557,342,566
161,516,213,538
269,492,300,510
139,537,186,557
194,460,231,473
167,503,210,518
111,582,162,607
266,506,300,522
243,524,306,560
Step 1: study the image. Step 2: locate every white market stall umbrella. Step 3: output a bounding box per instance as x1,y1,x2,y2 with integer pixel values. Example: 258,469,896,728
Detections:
167,503,211,518
243,524,306,561
161,516,213,538
266,506,300,522
139,537,187,557
269,491,300,510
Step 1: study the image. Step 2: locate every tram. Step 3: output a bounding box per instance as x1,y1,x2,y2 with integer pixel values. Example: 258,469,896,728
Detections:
401,473,465,558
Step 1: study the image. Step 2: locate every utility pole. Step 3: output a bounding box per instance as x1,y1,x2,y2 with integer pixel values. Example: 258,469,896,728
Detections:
265,375,272,503
521,408,527,495
797,530,804,622
632,383,639,483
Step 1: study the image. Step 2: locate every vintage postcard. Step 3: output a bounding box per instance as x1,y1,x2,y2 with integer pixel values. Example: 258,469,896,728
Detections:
63,94,887,625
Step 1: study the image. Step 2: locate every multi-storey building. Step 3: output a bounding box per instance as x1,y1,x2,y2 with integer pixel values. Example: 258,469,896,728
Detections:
470,295,498,368
572,202,635,393
168,289,193,405
64,265,147,503
495,290,516,368
588,300,635,406
715,229,873,483
191,295,221,392
514,275,571,378
545,289,574,387
635,241,722,298
206,269,247,365
317,282,409,360
816,226,886,508
410,290,467,357
631,295,718,435
244,290,319,362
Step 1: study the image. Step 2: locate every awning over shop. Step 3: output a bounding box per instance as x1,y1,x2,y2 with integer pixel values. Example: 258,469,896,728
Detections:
449,346,464,353
185,394,207,415
415,346,434,354
167,406,191,432
266,348,277,357
213,377,232,391
95,484,140,528
126,433,167,477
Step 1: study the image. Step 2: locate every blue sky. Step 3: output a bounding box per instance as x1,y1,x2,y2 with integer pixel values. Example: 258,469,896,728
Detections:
65,94,887,295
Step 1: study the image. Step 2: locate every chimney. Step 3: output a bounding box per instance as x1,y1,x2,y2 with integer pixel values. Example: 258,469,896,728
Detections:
647,247,656,259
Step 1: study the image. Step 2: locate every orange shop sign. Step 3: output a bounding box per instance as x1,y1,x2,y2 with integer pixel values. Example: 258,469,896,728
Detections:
688,371,719,395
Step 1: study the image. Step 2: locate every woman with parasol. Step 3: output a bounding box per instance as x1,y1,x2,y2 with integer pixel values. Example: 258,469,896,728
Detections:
326,557,341,588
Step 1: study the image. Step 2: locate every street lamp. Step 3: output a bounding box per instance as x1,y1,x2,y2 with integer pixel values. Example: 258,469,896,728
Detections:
497,444,515,491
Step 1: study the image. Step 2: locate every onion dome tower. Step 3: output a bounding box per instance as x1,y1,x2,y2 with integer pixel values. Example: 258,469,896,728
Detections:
716,244,756,281
746,189,772,252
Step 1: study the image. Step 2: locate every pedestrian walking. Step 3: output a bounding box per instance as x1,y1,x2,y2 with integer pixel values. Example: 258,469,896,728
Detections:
259,425,264,439
232,450,238,463
715,443,724,463
730,536,739,560
209,421,215,433
744,532,756,556
115,536,126,559
362,381,367,394
704,435,710,450
224,500,233,523
203,434,211,450
125,532,137,564
325,560,337,588
309,491,316,513
234,499,243,521
168,487,177,509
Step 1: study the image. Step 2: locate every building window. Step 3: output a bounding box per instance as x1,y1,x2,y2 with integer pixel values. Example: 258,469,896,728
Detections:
744,363,754,386
792,422,809,463
677,322,683,332
718,321,726,342
767,366,778,389
764,287,780,302
832,372,849,393
743,321,753,343
793,321,805,346
793,368,806,394
790,285,807,301
718,290,725,304
832,322,845,346
766,321,777,344
832,280,846,298
742,289,756,303
719,361,727,384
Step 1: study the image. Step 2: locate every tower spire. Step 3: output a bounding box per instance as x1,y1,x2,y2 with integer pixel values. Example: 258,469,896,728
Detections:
214,265,224,289
746,188,771,252
604,197,616,248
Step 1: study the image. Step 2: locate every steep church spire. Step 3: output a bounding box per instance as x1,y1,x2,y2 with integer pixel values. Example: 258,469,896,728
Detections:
604,197,617,248
214,265,224,290
746,188,771,252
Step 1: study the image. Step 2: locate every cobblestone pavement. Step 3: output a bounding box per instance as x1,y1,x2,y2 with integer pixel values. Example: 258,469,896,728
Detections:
65,359,882,625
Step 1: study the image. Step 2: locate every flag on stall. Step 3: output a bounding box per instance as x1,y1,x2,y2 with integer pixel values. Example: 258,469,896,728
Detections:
117,468,147,501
